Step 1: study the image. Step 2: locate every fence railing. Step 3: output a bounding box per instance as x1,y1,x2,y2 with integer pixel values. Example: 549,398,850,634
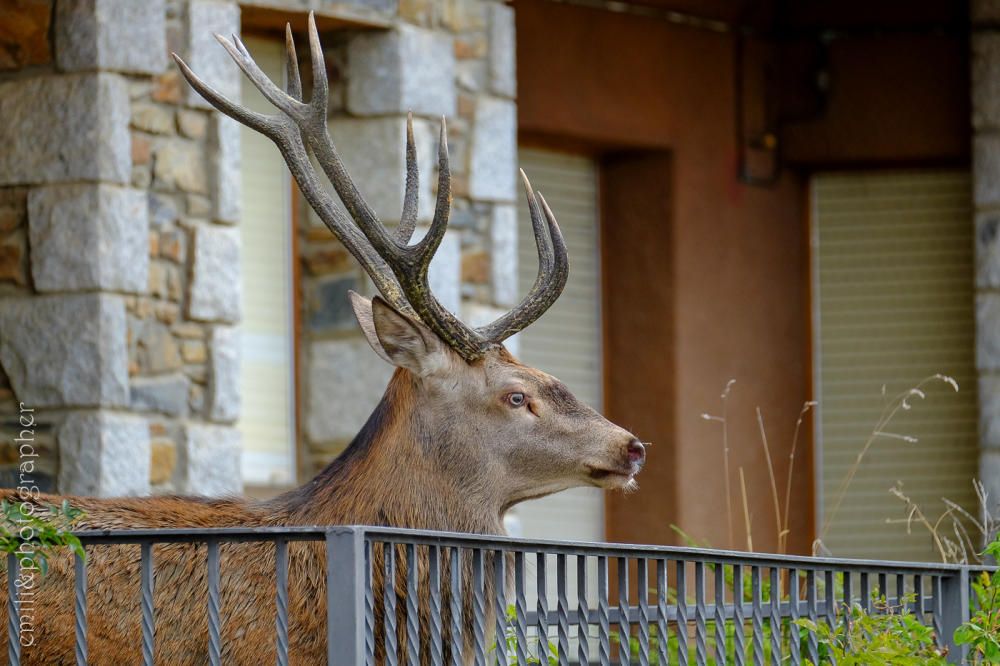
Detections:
3,525,986,664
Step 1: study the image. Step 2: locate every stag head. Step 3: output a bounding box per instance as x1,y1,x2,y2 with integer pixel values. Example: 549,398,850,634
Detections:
173,15,645,515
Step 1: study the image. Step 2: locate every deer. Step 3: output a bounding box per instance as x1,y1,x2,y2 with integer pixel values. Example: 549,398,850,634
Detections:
0,13,646,665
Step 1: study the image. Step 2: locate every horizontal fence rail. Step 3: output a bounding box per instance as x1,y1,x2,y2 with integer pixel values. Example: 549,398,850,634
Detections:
0,525,989,664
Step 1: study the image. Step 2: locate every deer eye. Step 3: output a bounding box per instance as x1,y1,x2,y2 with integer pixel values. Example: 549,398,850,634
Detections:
506,392,526,408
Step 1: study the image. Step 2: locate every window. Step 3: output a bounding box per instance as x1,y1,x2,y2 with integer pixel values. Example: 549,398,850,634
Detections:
812,170,978,560
238,36,296,486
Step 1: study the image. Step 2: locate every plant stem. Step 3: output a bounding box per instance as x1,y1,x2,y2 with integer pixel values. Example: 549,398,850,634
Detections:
722,380,735,550
782,401,815,555
739,466,753,552
756,407,783,554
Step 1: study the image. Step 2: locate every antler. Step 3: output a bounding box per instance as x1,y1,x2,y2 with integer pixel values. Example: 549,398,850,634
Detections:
172,12,567,361
475,170,569,343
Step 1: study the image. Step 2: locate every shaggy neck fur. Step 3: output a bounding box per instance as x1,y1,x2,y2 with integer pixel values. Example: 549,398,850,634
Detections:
268,368,506,535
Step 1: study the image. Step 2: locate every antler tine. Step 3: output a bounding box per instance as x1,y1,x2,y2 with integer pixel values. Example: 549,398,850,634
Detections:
397,112,419,244
306,12,328,113
415,118,451,256
216,33,308,121
172,53,276,137
284,24,302,101
387,117,490,360
296,13,388,241
476,170,569,343
520,168,554,271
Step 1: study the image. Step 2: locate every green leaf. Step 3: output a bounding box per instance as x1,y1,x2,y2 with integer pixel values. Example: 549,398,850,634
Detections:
794,619,819,632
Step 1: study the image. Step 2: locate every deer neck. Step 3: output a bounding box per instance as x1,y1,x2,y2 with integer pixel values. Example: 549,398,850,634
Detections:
272,369,506,536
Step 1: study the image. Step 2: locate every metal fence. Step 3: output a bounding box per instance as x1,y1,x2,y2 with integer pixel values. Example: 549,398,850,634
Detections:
3,525,986,664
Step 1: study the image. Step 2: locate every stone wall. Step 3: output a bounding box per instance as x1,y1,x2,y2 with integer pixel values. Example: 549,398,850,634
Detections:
294,0,520,472
974,0,1000,510
0,0,243,497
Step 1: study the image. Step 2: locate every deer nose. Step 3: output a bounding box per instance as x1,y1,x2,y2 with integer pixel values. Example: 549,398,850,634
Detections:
626,439,645,466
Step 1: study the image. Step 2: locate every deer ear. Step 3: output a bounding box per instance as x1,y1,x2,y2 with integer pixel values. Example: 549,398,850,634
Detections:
348,291,394,365
363,294,454,376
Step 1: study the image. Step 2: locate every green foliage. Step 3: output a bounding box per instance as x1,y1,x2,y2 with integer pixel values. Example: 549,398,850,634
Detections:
492,604,558,665
795,595,947,666
0,499,85,576
612,618,804,665
955,538,1000,663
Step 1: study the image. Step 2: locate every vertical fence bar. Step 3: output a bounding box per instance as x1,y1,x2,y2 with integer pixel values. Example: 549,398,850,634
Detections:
327,528,366,666
638,559,650,666
207,540,221,666
364,542,374,666
913,574,923,622
557,554,570,665
74,550,87,666
472,549,486,666
618,558,631,666
536,554,548,665
406,544,421,666
750,566,763,666
494,551,506,666
7,553,19,666
877,573,887,606
841,570,852,639
694,562,707,666
860,572,871,613
274,540,289,666
733,565,746,666
896,573,905,610
383,543,399,666
450,547,464,666
788,569,801,666
656,559,668,666
598,556,611,665
427,545,444,666
933,576,944,647
714,564,726,665
513,552,527,666
429,546,444,666
825,570,836,630
141,542,155,666
938,568,969,664
676,561,688,666
578,555,590,666
769,567,781,664
806,570,818,664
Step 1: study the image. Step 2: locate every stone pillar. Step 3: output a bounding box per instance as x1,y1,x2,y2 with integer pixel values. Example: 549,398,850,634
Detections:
0,0,243,497
298,0,521,471
973,1,1000,511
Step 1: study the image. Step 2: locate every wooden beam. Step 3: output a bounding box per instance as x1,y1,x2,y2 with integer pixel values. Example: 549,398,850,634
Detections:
239,2,391,36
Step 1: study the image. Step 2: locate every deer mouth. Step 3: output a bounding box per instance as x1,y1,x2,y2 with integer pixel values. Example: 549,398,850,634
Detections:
585,465,638,488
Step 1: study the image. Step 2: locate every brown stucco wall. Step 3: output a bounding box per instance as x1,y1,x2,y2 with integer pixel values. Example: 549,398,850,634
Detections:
782,32,969,166
514,0,968,553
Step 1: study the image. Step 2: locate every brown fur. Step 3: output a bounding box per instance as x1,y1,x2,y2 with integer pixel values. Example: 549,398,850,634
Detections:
0,310,643,664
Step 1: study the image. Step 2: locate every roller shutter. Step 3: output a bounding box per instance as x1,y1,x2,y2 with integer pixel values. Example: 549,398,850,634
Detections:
812,170,978,561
